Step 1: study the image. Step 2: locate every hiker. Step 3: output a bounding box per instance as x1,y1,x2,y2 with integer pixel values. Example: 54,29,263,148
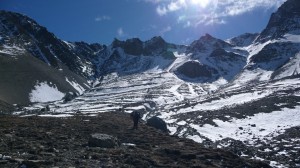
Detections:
130,110,141,129
118,106,124,113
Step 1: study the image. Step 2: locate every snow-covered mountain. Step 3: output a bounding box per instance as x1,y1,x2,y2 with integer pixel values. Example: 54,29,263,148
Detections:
0,11,90,104
176,34,247,82
232,0,300,85
0,10,249,105
2,0,300,167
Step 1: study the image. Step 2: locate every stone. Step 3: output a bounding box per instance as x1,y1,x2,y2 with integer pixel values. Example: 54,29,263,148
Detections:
2,155,11,160
22,160,53,167
88,133,119,148
146,116,169,133
40,152,56,157
121,143,136,147
121,143,136,149
63,92,77,103
0,160,8,164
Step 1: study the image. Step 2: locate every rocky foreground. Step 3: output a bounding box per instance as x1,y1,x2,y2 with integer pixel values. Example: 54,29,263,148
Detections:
0,112,270,168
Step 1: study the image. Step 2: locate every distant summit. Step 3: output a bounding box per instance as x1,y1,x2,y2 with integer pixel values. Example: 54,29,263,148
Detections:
257,0,300,42
111,36,176,58
227,33,259,47
188,33,232,53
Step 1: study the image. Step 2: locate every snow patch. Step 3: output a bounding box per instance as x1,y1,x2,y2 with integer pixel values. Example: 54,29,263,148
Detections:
63,41,75,49
65,77,85,94
177,90,271,113
189,106,300,143
38,114,73,117
274,52,300,79
0,44,25,55
282,34,300,43
29,82,65,103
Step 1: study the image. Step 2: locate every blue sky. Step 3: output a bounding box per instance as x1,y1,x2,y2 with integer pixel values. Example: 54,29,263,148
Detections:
0,0,286,45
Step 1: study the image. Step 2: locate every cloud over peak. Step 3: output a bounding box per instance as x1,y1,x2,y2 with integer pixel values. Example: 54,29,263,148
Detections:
145,0,286,26
117,27,124,37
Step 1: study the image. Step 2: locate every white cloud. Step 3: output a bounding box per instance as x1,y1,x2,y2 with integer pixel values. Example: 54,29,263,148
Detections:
168,1,181,11
95,15,111,22
146,0,286,26
160,26,172,35
156,0,187,16
183,21,191,28
181,37,192,44
117,27,124,36
156,6,168,16
218,0,286,17
142,0,162,4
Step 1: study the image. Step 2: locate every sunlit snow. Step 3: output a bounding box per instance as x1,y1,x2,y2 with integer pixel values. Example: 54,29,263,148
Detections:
65,77,85,94
29,82,65,102
190,106,300,144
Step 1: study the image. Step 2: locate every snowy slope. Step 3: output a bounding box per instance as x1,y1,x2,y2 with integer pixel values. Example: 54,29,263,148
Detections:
0,11,90,104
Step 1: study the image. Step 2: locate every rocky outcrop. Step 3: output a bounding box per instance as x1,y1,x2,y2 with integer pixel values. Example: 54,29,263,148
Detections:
0,99,14,114
227,33,259,47
257,0,300,42
146,116,169,133
88,133,119,148
175,61,218,79
187,34,232,53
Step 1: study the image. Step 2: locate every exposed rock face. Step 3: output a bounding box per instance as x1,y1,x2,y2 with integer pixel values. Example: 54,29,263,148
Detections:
146,116,169,133
88,133,119,148
112,38,144,56
176,61,218,79
227,33,259,47
0,11,90,105
248,42,300,71
63,92,78,103
111,36,177,59
257,0,300,42
0,99,14,114
0,11,87,77
187,33,232,53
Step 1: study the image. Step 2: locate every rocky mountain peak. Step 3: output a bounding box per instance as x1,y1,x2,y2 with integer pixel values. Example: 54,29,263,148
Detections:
146,36,166,44
111,37,143,56
257,0,300,42
111,38,122,48
199,33,214,41
188,33,231,52
278,0,300,15
227,33,259,47
0,10,54,43
143,36,169,55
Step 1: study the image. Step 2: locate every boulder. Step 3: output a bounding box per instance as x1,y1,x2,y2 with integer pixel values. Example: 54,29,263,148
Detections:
146,116,169,133
63,92,77,103
88,133,119,148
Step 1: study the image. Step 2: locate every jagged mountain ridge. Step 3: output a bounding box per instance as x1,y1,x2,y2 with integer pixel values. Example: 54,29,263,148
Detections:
257,0,300,42
0,9,251,105
232,0,300,85
0,11,94,77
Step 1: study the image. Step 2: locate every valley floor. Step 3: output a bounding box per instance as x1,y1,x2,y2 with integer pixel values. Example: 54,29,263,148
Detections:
0,112,269,168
